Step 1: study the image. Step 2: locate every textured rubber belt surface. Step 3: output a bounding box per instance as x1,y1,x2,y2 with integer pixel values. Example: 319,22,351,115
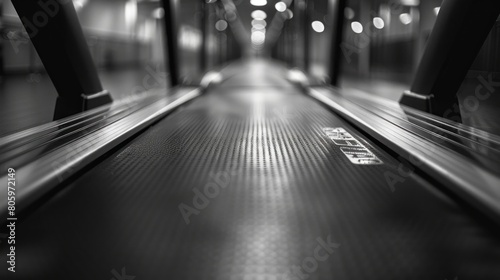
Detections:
2,62,500,279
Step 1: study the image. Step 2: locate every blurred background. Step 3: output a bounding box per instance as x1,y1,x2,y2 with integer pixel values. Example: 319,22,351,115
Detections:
1,0,500,136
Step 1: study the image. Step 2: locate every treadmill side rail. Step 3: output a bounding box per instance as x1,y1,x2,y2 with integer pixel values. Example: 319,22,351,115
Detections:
310,86,500,224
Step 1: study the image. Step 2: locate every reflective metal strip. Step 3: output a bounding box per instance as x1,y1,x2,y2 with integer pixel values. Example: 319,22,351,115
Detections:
0,88,201,218
311,87,500,223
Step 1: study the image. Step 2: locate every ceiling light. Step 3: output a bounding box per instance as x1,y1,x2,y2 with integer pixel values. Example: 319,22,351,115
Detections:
275,2,287,12
251,10,267,20
251,31,265,45
399,13,412,25
252,23,266,30
433,7,440,16
215,20,228,31
344,7,355,20
152,8,164,19
351,21,363,34
252,19,267,27
373,17,384,29
400,0,420,6
311,21,325,33
250,0,267,7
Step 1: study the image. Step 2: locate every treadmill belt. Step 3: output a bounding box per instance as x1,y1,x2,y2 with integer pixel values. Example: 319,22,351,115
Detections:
3,62,500,279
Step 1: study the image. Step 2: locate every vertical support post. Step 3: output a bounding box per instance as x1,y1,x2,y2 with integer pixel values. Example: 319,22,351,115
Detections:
221,27,227,65
328,0,346,86
293,0,303,67
0,4,4,81
216,1,223,66
400,0,500,118
280,24,286,63
11,0,112,119
227,28,237,62
303,0,311,72
271,38,278,60
284,20,290,66
206,2,214,69
161,0,180,87
199,0,207,73
224,11,229,64
357,0,370,77
287,0,295,67
217,27,224,66
227,29,232,62
278,29,284,62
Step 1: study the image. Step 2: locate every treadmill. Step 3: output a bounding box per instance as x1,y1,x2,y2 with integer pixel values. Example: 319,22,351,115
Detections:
1,0,500,279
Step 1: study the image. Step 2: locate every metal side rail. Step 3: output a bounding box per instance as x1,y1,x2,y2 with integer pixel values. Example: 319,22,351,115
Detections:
0,90,171,168
0,87,202,220
308,86,500,224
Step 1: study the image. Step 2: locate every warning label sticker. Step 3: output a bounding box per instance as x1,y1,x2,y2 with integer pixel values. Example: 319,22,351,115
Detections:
322,128,383,165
